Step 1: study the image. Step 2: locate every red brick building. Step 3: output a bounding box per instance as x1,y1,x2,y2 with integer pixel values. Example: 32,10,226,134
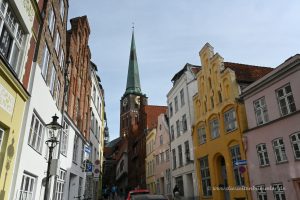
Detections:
66,16,92,139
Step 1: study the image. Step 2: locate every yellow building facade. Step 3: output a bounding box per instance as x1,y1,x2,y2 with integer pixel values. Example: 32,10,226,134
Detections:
146,128,156,194
0,58,29,199
192,43,251,200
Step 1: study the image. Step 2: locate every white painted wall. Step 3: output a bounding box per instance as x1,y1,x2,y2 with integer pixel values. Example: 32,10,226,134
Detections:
167,66,199,198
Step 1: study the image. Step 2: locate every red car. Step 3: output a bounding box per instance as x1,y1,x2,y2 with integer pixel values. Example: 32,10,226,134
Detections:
126,189,150,200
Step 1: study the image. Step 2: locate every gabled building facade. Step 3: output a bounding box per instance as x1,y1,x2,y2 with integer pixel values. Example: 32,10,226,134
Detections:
192,43,273,200
242,54,300,200
153,113,171,198
0,0,37,198
146,127,157,194
167,63,200,199
8,0,69,199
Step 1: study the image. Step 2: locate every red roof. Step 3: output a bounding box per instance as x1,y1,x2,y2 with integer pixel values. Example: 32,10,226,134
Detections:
144,105,167,129
224,62,273,83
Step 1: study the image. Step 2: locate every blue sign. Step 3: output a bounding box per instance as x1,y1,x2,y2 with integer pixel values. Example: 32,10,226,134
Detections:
84,146,91,154
86,163,93,172
234,160,247,166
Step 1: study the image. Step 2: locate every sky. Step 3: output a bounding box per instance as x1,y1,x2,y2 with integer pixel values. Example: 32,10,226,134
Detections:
69,0,300,141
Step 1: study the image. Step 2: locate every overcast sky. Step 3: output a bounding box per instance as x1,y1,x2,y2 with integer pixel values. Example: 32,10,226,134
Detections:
69,0,300,141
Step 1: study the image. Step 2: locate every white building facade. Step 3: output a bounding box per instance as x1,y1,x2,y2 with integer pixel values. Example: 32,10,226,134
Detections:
167,63,200,199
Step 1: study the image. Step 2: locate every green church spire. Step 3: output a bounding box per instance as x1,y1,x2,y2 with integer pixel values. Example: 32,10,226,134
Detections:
125,28,142,95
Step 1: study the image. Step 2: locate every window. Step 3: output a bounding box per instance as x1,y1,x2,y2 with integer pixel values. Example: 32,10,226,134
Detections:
230,145,244,186
48,6,55,36
28,113,44,153
55,79,61,106
174,96,178,112
210,96,214,109
272,183,286,200
184,141,190,163
156,155,159,165
218,91,222,103
182,114,187,132
60,0,65,20
78,177,83,197
172,149,176,169
60,121,69,156
290,132,300,159
49,64,56,95
256,185,267,200
176,120,180,137
91,111,94,132
197,127,206,144
59,49,64,69
54,169,66,200
254,97,269,125
209,118,219,139
54,31,61,54
199,156,212,197
170,125,174,141
224,109,237,132
169,103,173,118
161,152,164,163
41,44,50,80
73,135,79,163
180,89,185,107
256,143,270,166
178,145,183,167
166,149,170,161
273,138,288,163
276,84,296,116
160,135,163,145
0,2,25,74
18,173,36,200
81,142,84,165
0,128,4,150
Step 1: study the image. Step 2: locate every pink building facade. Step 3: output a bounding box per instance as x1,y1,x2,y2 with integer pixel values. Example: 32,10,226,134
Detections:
153,113,172,198
242,54,300,200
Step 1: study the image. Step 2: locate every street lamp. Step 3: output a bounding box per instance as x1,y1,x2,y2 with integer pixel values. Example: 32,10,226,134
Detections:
44,114,62,200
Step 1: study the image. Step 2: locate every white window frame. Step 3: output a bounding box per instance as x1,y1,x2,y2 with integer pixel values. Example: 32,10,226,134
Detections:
254,97,269,125
174,96,178,113
60,121,69,156
18,172,36,200
182,114,187,132
197,126,206,144
272,138,288,163
49,64,56,95
0,127,4,150
184,140,190,163
73,135,79,163
176,120,180,137
59,0,65,20
276,84,296,116
172,149,176,169
180,89,185,107
59,48,64,69
199,156,212,197
209,118,219,139
256,184,267,200
54,169,66,200
55,79,61,105
290,132,300,160
169,102,173,118
48,6,55,36
41,44,50,80
178,145,183,167
0,1,25,75
170,125,174,141
272,183,286,200
230,145,244,186
54,31,61,54
224,108,237,132
28,113,44,153
256,143,270,166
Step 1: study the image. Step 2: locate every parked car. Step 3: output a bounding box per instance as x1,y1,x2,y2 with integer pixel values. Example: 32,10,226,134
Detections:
131,194,168,200
126,189,150,200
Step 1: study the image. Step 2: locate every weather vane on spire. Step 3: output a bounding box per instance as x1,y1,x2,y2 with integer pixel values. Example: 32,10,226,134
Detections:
132,22,135,31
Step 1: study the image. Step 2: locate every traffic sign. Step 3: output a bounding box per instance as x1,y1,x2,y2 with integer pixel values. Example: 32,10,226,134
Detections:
234,160,247,166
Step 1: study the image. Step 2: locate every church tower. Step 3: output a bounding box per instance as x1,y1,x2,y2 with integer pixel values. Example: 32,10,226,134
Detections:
120,29,147,138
